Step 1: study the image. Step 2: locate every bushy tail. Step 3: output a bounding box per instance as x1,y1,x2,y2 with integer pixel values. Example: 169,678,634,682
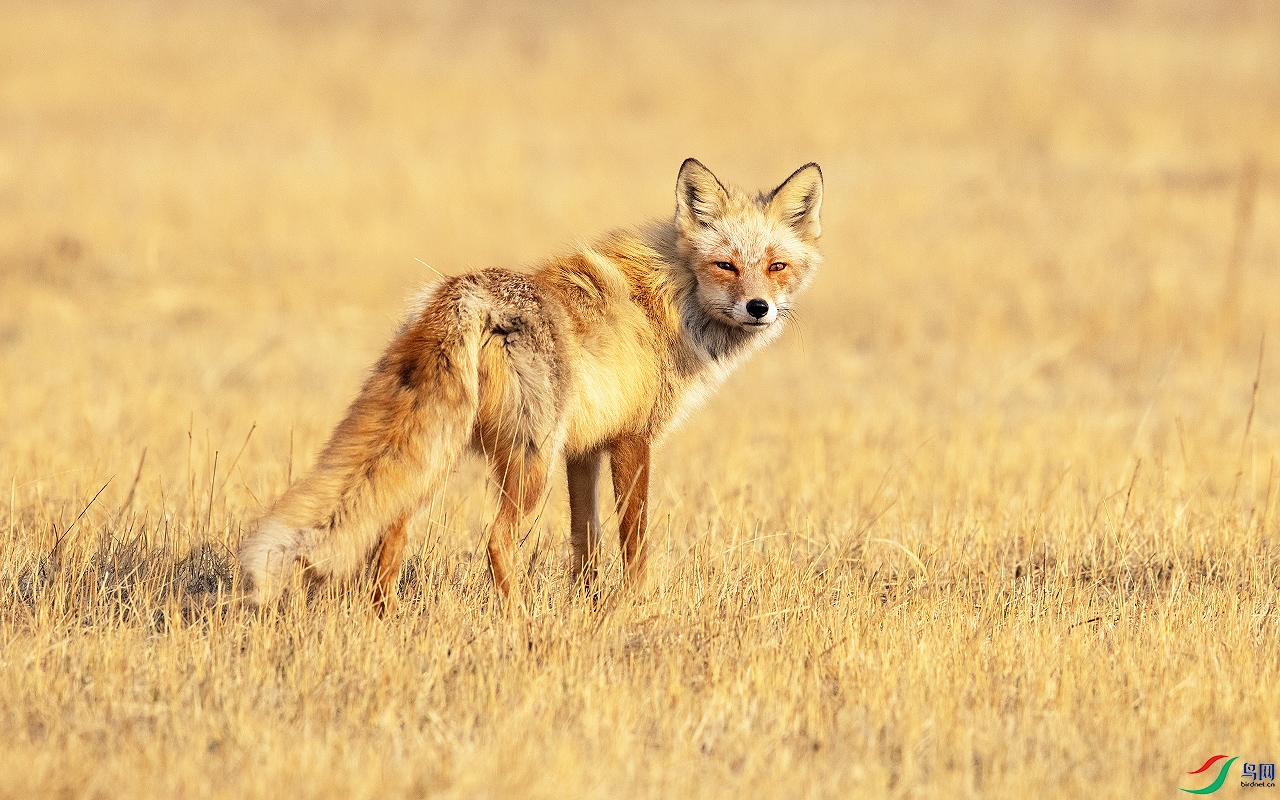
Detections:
238,280,487,604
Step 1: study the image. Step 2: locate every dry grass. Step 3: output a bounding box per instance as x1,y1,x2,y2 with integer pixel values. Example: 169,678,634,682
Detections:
3,1,1280,797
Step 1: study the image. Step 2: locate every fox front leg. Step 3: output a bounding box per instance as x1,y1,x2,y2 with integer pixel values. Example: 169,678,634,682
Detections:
609,434,651,588
567,448,605,593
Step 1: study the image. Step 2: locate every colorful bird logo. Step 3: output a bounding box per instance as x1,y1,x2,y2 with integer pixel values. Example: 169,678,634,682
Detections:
1181,755,1239,794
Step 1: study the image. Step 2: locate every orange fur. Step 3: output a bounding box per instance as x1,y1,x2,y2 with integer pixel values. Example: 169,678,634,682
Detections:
237,159,823,610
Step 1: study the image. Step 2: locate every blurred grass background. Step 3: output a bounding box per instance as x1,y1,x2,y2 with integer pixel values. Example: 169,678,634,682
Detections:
1,1,1279,797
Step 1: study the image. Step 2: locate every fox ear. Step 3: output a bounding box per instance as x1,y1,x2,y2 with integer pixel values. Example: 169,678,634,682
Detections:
768,163,823,241
675,158,729,231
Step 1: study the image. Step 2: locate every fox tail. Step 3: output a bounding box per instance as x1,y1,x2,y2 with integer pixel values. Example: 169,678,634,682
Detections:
237,278,489,605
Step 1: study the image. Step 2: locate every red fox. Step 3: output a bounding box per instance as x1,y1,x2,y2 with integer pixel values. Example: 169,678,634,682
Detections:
238,159,823,612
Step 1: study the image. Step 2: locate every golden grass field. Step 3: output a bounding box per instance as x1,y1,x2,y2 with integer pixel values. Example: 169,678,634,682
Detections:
2,1,1279,797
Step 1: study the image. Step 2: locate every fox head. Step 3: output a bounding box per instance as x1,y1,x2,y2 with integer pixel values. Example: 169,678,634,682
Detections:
673,158,823,337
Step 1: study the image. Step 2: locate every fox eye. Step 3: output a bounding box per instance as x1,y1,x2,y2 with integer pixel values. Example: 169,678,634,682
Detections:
769,262,787,272
714,261,738,273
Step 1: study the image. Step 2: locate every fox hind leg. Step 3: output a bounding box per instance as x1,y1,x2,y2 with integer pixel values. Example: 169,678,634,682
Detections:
486,448,552,613
371,513,410,616
469,278,567,610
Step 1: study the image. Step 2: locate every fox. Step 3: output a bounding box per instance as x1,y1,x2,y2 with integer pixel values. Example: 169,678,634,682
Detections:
237,158,823,613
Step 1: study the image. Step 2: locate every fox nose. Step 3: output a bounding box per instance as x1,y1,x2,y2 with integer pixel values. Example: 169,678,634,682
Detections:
746,299,770,319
